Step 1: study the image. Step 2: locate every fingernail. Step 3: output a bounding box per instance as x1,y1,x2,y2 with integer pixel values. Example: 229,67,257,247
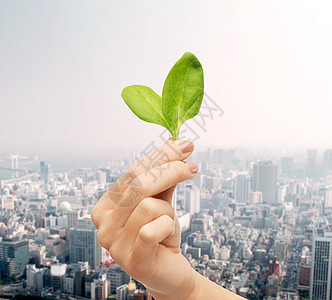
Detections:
179,141,194,153
172,221,176,235
188,163,198,174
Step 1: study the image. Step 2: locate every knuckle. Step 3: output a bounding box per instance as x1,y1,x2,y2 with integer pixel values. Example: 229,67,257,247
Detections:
164,214,175,228
108,243,117,259
91,206,100,229
136,198,175,220
137,197,156,216
97,227,108,249
129,178,143,199
139,226,154,244
109,244,125,268
90,207,99,226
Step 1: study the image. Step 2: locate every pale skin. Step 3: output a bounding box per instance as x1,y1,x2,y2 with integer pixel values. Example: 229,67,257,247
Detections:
91,139,245,300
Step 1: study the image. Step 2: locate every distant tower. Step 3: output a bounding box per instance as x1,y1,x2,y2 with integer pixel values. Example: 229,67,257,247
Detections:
67,211,79,229
69,227,102,270
40,161,52,183
310,226,332,300
323,149,332,174
252,161,278,204
11,154,18,178
280,157,294,177
234,175,250,202
0,238,29,279
184,185,200,216
307,149,318,179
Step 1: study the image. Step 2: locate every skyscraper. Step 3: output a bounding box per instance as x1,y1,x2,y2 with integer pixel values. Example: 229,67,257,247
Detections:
252,161,278,204
71,262,88,296
108,265,130,294
234,175,250,202
67,211,79,229
307,149,318,179
310,226,332,300
318,186,332,209
40,161,52,184
184,185,200,215
323,149,332,173
69,227,102,270
281,157,294,177
0,237,29,279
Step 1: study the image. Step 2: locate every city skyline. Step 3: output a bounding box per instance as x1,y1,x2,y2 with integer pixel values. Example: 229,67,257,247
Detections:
1,143,332,298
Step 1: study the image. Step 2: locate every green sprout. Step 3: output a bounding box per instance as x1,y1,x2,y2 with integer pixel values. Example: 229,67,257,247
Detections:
121,52,204,140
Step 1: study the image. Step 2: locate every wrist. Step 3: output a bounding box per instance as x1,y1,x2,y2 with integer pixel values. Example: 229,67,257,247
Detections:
145,261,198,300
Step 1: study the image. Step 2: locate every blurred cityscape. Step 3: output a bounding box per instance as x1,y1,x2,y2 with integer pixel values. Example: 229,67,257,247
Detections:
0,147,332,300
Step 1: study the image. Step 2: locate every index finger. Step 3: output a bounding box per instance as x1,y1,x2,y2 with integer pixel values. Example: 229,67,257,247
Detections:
95,139,194,211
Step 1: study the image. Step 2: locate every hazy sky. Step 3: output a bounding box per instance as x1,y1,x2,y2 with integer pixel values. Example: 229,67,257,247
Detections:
1,1,332,161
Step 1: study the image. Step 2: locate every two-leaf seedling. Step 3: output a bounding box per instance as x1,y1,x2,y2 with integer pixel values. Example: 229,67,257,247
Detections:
121,52,204,140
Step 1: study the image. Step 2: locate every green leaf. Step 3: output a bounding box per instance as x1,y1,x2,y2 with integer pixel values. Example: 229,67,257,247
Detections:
121,85,171,131
121,52,204,140
162,52,204,140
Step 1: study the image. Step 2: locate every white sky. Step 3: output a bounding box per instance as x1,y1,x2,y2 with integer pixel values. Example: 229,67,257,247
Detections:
1,1,332,161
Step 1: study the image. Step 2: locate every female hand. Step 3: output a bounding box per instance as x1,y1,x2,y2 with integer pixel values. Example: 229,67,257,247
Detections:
91,139,199,299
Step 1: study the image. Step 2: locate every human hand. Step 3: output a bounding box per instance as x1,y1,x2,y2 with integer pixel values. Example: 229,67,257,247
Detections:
91,139,199,299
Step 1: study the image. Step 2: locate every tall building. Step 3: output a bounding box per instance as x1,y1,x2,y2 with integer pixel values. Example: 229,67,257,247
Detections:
84,272,99,298
26,264,37,288
184,185,200,215
50,264,67,292
26,264,45,292
213,149,223,164
40,161,52,184
67,211,79,229
116,284,128,300
69,227,102,270
35,268,45,292
281,157,294,177
71,262,88,296
252,161,278,204
108,266,129,294
91,273,108,300
63,273,74,294
97,171,107,185
318,186,332,208
310,226,332,300
307,149,318,179
234,175,250,202
323,149,332,173
0,237,29,279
